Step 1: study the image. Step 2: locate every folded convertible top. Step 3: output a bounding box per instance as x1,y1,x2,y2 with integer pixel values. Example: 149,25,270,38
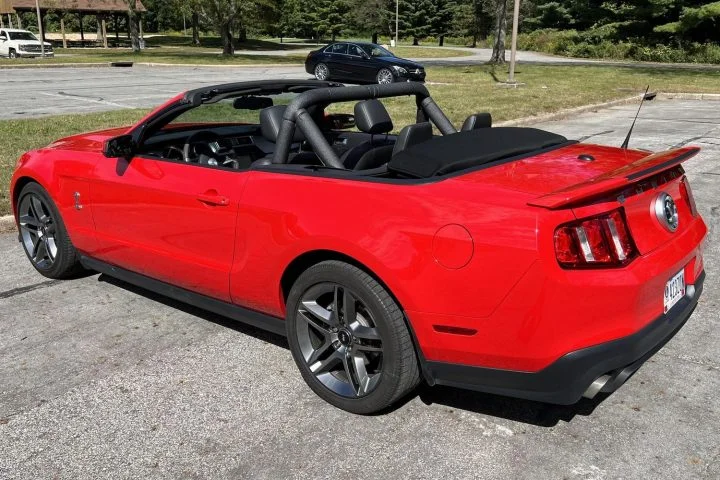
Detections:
388,127,571,178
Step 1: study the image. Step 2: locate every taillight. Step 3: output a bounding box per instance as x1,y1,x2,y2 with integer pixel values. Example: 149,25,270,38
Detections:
554,209,637,268
679,176,698,217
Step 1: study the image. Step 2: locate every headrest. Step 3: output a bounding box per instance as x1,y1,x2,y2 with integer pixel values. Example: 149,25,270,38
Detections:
354,100,393,134
392,122,433,157
260,105,305,143
461,113,492,131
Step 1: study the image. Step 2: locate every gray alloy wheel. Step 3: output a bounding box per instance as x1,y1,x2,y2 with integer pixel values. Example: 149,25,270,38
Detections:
376,68,395,85
8,49,16,59
314,63,330,81
296,283,384,398
286,261,420,414
18,193,58,270
16,182,82,279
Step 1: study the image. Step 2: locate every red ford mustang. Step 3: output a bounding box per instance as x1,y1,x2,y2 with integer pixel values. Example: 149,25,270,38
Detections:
10,80,707,414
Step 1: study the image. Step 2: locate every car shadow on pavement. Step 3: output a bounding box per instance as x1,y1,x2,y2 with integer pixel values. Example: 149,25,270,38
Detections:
97,273,608,425
97,274,289,350
416,384,610,427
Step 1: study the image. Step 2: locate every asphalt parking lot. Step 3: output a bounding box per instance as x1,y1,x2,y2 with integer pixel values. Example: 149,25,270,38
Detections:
0,65,306,119
0,99,718,479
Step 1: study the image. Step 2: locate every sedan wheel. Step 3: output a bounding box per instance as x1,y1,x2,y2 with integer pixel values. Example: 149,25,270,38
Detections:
376,68,395,85
286,261,420,414
17,182,82,279
314,63,330,81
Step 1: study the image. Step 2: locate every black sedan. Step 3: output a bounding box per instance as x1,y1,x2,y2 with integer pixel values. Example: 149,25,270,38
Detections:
305,42,426,85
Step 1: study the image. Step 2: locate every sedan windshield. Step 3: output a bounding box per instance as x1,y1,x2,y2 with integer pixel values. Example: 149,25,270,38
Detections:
359,44,395,58
9,31,38,41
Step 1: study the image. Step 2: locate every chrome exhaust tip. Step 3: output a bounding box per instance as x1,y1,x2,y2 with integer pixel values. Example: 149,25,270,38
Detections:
583,374,611,399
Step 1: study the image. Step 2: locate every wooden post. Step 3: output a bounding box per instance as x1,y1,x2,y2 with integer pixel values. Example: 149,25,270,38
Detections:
139,17,143,40
16,13,21,29
101,16,108,48
8,13,13,28
1,15,4,29
115,14,119,43
60,16,67,48
79,13,84,46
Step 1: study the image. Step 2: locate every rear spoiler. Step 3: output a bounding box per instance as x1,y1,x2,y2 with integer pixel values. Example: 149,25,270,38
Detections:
528,147,700,209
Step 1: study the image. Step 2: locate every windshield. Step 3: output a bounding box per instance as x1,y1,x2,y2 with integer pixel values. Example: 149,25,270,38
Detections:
359,44,394,58
8,31,38,41
164,91,300,129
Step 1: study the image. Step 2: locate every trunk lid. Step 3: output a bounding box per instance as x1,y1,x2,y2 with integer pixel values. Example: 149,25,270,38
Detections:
459,142,701,255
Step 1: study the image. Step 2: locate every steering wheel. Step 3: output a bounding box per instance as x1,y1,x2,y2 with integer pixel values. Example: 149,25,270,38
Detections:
183,130,224,165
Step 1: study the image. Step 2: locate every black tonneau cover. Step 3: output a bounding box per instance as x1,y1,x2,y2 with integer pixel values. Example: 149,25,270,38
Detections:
388,127,570,178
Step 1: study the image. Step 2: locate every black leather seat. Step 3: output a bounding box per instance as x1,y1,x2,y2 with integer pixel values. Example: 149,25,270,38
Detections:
392,122,433,156
343,100,395,170
461,113,492,131
258,105,321,165
354,122,433,171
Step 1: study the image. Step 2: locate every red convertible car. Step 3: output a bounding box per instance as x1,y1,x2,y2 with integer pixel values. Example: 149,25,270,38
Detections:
10,81,706,414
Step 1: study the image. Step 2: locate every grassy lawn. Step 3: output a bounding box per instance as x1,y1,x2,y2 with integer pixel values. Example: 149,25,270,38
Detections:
0,47,306,66
388,46,471,58
2,64,720,215
0,36,470,66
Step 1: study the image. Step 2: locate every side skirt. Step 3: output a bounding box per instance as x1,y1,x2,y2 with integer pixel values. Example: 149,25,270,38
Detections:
79,255,287,337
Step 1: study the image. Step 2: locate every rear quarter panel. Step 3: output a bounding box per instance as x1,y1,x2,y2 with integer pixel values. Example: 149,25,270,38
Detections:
229,170,543,331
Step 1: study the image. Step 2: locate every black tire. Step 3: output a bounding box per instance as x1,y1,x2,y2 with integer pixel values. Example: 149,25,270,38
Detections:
286,260,420,414
314,62,330,81
16,182,83,279
8,49,17,59
376,68,395,85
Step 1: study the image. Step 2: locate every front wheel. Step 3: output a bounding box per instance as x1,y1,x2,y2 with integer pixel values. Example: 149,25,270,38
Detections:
16,182,82,279
8,49,17,59
376,68,395,85
314,63,330,81
286,261,420,414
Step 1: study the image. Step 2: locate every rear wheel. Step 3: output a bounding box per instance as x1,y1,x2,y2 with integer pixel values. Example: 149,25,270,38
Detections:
314,63,330,81
376,68,395,85
286,261,420,414
16,182,82,279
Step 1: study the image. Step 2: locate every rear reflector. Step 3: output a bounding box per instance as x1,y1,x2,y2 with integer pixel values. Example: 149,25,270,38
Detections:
679,175,699,217
554,209,637,268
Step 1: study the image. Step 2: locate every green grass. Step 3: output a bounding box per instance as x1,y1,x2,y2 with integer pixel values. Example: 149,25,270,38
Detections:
3,64,720,215
388,46,471,58
0,35,470,66
0,47,306,66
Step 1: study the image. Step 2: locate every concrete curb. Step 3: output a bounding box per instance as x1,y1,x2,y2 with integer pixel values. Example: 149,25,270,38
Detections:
133,62,302,68
0,61,303,70
0,62,112,69
657,92,720,101
495,94,644,127
0,215,16,234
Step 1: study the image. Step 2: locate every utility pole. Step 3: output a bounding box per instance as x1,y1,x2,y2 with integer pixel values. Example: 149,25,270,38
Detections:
395,0,399,47
34,0,44,58
507,0,521,83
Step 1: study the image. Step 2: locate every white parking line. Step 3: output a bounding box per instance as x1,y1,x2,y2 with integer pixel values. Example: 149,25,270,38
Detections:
39,92,131,109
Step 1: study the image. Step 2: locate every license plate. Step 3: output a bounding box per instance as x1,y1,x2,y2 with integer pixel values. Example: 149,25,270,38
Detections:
664,269,685,314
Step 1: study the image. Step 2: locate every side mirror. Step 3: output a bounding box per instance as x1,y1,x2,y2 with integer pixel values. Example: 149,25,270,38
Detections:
325,113,355,130
103,134,136,158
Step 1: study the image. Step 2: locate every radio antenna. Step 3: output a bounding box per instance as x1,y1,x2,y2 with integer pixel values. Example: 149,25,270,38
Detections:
621,86,656,149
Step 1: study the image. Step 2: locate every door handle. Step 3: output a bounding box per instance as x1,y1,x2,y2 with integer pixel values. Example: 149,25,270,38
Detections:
197,191,230,206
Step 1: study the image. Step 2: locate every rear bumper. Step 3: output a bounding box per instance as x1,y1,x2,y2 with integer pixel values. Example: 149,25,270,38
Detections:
423,270,704,404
